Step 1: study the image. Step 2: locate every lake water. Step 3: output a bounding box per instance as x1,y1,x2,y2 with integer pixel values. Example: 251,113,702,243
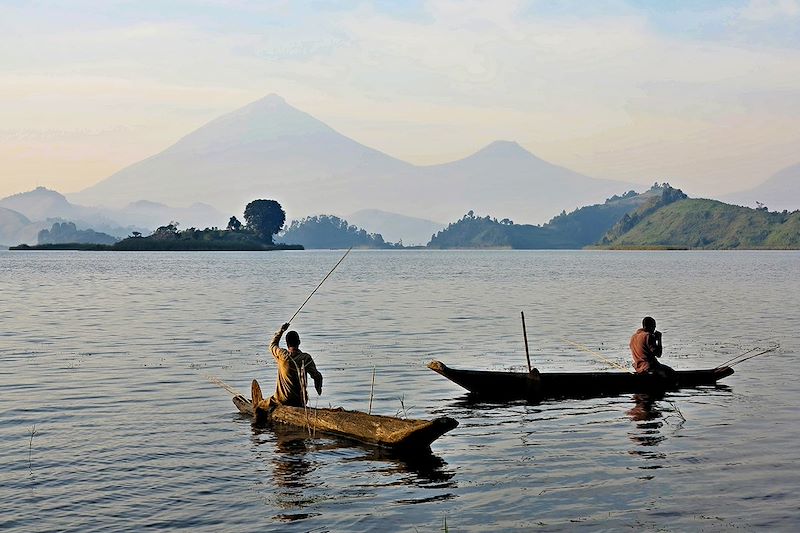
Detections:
1,250,798,531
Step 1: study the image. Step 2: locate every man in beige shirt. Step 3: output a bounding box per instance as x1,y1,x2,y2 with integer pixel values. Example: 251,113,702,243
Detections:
269,322,323,407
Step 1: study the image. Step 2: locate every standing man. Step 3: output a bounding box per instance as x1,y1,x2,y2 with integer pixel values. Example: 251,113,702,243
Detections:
630,316,674,378
269,322,323,407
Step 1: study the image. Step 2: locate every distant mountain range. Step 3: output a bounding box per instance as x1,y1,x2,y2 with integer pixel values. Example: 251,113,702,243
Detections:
69,94,635,229
0,187,228,246
6,93,798,247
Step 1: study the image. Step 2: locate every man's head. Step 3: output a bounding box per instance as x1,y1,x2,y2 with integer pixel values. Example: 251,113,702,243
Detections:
642,316,657,333
286,330,300,349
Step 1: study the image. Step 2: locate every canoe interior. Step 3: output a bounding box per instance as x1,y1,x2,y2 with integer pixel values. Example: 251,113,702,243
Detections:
428,360,734,403
233,393,458,452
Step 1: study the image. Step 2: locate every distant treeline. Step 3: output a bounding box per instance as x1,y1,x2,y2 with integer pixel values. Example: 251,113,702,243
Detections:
112,224,301,251
278,215,401,249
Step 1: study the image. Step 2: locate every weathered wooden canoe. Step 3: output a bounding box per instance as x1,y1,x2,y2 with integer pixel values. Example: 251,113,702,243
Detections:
231,379,458,452
427,360,734,402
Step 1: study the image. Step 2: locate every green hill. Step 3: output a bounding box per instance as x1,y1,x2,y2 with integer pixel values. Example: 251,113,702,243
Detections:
428,185,672,249
600,198,800,249
545,186,669,245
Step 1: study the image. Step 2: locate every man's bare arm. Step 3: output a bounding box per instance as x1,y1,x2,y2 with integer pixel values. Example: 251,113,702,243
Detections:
270,322,291,358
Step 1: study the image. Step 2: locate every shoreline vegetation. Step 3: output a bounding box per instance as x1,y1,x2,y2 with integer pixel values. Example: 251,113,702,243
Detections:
7,187,800,251
9,242,303,251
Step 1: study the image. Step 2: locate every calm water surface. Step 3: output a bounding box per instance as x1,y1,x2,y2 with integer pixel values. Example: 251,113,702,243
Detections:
1,250,798,531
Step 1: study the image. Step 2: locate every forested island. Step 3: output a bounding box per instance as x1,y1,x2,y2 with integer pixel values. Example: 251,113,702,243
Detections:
12,199,303,251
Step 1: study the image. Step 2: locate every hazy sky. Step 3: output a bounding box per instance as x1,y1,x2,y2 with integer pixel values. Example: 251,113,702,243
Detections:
2,0,800,200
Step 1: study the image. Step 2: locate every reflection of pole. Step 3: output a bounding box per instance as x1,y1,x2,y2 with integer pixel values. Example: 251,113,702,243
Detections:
521,311,532,373
286,246,353,324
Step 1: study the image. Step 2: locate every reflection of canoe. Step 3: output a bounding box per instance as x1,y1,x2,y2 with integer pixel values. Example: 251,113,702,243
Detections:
427,360,734,402
231,379,458,452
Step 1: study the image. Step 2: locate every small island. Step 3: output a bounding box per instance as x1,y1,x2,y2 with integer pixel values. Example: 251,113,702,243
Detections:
11,199,303,252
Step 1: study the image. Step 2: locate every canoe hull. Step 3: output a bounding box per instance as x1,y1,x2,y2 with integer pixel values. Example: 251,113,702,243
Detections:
427,360,734,402
233,382,458,452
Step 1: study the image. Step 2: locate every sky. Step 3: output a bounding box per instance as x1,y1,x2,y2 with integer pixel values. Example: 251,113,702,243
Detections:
2,0,800,199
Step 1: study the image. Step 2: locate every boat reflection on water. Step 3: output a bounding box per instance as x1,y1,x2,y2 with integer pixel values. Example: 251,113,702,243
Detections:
243,419,456,521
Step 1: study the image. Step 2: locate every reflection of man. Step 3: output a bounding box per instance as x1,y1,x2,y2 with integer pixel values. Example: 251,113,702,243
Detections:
627,393,662,422
269,322,323,407
630,316,674,378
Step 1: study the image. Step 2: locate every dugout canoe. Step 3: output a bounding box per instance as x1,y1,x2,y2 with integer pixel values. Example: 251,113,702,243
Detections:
231,379,458,452
427,360,734,402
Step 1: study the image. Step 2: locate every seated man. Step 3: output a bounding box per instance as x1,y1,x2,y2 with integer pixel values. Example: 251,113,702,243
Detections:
269,322,323,407
630,316,674,378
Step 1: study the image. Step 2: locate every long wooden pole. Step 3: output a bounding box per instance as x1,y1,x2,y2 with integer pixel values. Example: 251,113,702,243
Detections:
286,246,353,324
521,311,532,373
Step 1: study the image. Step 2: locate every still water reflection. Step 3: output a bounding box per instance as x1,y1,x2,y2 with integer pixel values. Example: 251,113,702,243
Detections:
1,250,798,531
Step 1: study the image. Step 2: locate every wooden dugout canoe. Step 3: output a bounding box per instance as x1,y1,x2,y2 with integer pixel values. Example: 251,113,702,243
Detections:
427,360,734,402
231,379,458,452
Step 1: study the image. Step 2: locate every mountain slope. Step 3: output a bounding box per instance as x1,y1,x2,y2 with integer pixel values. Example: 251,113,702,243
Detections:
70,95,634,225
0,206,31,246
401,140,634,224
0,187,75,221
723,162,800,212
70,94,412,214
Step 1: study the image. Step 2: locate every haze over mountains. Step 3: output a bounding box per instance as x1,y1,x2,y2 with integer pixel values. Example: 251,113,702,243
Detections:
0,187,227,246
346,210,443,246
70,94,636,227
7,94,796,247
723,162,800,212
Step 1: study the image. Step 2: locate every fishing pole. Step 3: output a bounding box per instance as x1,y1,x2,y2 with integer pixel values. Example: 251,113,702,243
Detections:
715,347,759,369
561,338,630,372
286,246,353,324
717,345,779,369
206,375,244,397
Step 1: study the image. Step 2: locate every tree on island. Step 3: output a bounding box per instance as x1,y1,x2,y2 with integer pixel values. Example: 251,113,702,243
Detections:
243,199,286,244
227,216,242,231
152,222,179,240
